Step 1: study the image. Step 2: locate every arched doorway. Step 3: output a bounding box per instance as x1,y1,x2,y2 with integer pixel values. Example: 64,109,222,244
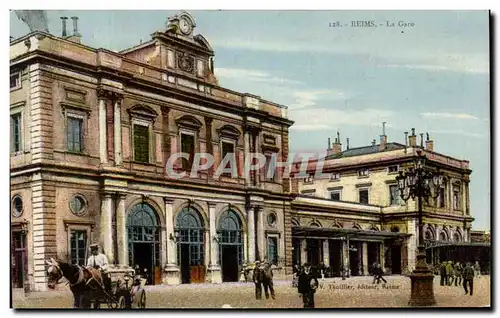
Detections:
176,207,205,284
218,210,243,282
127,203,161,285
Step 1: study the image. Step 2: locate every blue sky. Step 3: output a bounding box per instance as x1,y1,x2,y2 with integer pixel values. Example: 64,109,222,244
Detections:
10,10,490,230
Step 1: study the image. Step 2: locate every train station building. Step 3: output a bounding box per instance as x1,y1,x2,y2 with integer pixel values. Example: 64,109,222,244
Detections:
10,12,477,292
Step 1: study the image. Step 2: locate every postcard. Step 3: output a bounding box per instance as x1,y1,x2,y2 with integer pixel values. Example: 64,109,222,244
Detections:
9,9,490,309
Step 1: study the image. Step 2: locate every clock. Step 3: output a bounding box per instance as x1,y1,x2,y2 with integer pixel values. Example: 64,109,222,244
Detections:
179,18,191,35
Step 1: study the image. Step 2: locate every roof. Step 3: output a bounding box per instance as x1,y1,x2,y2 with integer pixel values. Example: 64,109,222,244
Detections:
325,142,407,160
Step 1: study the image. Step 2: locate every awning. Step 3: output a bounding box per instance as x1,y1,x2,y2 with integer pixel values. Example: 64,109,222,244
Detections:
292,226,411,241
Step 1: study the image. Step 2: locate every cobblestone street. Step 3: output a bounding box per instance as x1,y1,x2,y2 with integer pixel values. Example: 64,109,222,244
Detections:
12,275,490,309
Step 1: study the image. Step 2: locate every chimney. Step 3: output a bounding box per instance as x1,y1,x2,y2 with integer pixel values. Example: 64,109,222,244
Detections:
404,131,408,154
425,132,434,151
65,17,82,44
60,17,68,37
71,17,81,37
420,133,424,147
328,137,331,150
331,137,342,155
379,122,388,151
333,132,342,153
371,139,376,146
408,128,417,147
346,137,350,150
290,164,300,194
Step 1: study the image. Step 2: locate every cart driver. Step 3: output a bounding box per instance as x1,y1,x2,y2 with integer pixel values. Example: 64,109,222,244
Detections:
87,243,111,290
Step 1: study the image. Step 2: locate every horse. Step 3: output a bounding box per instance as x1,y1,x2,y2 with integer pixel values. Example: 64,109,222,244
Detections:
45,258,104,308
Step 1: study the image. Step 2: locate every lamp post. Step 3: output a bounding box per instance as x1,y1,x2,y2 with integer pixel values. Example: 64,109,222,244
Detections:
396,150,443,307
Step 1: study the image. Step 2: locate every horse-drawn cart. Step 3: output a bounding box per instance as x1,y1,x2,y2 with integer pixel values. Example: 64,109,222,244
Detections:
90,268,147,309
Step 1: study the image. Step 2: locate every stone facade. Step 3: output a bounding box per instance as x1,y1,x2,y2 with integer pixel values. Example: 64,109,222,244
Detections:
10,13,293,291
294,133,474,275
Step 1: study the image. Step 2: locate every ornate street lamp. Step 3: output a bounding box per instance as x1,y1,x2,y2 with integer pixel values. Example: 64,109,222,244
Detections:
395,150,443,307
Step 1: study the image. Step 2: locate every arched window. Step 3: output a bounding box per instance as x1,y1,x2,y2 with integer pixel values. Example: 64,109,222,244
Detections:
127,203,159,242
425,230,433,241
218,210,243,268
175,207,205,268
453,232,461,242
439,232,447,241
391,226,400,233
176,207,204,242
218,210,242,243
127,203,161,270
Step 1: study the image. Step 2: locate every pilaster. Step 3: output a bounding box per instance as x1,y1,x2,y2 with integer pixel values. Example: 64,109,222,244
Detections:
100,192,114,264
207,202,221,283
116,194,127,267
163,197,180,284
31,174,56,291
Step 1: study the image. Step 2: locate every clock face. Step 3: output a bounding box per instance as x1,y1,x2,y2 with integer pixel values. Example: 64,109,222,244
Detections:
179,18,191,34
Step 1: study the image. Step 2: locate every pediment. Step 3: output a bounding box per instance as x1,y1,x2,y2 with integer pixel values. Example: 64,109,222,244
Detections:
175,114,203,130
127,105,158,120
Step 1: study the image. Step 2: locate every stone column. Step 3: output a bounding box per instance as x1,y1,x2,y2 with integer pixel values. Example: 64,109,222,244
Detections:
380,242,385,272
322,240,330,267
247,205,256,263
244,131,251,186
113,99,122,165
100,193,114,264
116,194,128,267
300,239,307,265
343,239,349,277
164,198,180,284
254,131,261,187
207,202,221,283
99,98,107,164
256,207,265,261
160,224,167,270
362,242,368,275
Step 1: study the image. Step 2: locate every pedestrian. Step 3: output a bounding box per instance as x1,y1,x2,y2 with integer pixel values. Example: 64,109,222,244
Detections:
262,261,275,300
297,263,319,308
292,264,300,287
253,260,263,300
463,262,475,296
453,262,463,286
474,261,481,278
446,261,454,286
372,262,387,284
439,261,447,286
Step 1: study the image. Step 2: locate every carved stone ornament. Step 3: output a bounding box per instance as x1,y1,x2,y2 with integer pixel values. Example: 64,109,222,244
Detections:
177,52,194,73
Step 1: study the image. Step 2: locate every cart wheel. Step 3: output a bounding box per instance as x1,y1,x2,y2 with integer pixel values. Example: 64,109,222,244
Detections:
140,291,146,309
108,300,119,309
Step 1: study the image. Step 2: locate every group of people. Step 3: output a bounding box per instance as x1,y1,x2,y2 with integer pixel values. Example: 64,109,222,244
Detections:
252,260,276,300
439,260,478,296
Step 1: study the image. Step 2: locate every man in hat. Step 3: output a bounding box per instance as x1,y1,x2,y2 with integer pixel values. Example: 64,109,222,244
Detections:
262,261,275,300
253,260,263,300
297,263,319,308
86,243,111,290
463,262,475,296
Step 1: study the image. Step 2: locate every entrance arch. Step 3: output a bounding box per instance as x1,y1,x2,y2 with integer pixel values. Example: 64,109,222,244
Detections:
127,202,161,285
176,207,205,284
217,209,243,282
